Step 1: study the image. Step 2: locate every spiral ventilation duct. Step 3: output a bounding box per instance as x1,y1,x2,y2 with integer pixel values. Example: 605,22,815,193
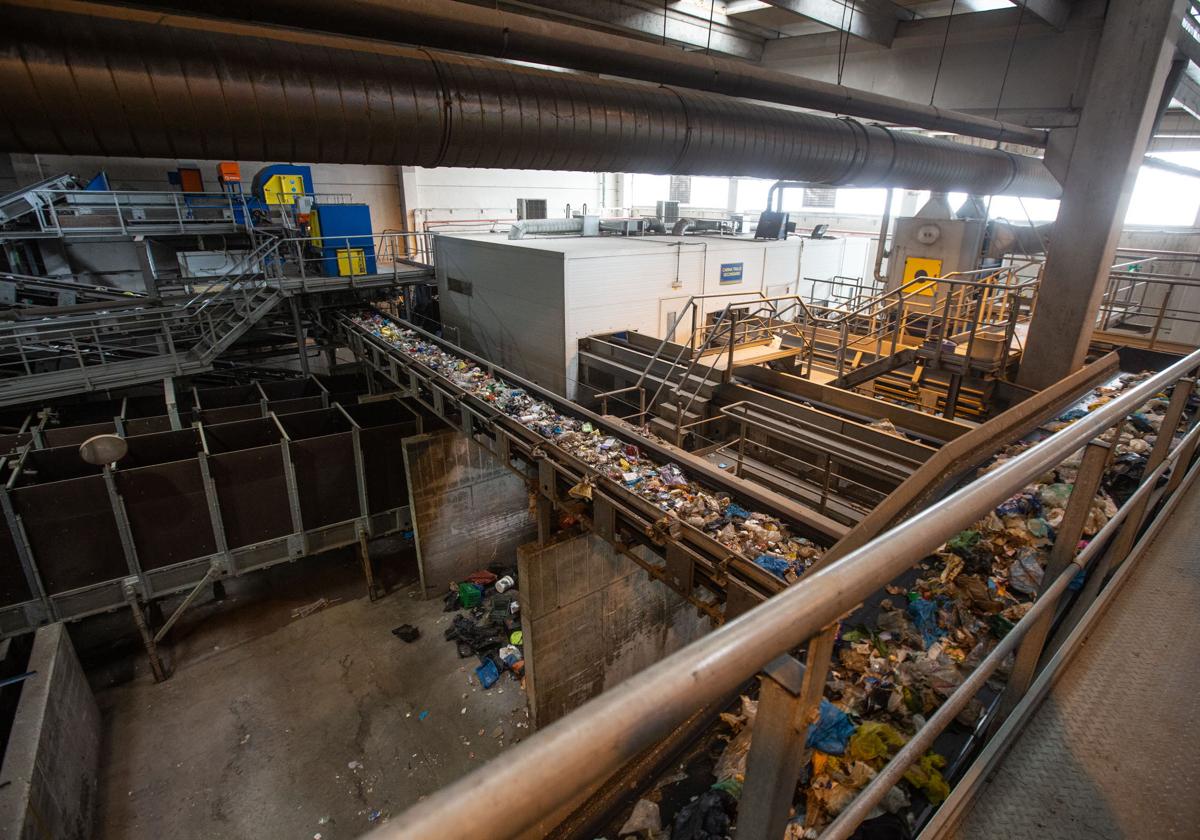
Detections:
0,1,1062,198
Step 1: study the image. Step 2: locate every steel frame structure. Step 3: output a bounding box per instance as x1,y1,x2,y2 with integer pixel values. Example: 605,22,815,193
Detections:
0,377,416,646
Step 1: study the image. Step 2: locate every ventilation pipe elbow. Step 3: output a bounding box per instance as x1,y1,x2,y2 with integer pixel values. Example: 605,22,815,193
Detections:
508,218,585,240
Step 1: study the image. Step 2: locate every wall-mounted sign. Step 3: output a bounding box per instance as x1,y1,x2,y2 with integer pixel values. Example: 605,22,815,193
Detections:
719,262,744,285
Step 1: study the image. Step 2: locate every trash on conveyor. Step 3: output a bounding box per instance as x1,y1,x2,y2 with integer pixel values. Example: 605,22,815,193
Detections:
618,799,663,838
649,368,1191,837
672,785,738,840
291,597,340,619
352,313,826,577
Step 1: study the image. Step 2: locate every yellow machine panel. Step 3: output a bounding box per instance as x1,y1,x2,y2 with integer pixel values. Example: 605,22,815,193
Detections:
309,210,323,248
903,257,943,296
336,248,367,276
262,174,305,205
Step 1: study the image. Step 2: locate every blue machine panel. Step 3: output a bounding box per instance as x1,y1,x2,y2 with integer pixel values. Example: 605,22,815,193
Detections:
313,203,376,277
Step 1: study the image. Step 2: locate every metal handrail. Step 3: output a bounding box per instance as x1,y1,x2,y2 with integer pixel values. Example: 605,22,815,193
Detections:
816,416,1197,839
0,236,283,384
378,345,1200,840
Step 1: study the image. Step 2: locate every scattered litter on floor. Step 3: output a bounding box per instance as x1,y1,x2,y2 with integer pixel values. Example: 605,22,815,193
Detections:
391,624,420,642
417,711,428,721
292,597,341,619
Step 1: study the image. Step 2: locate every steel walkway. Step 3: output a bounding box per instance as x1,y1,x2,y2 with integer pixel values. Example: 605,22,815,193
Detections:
940,478,1200,839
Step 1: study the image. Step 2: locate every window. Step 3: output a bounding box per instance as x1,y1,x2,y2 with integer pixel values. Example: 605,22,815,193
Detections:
669,175,692,204
516,198,547,220
802,187,837,208
447,276,473,296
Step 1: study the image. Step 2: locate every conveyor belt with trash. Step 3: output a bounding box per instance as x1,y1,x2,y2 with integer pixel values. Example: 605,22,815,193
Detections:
338,311,852,619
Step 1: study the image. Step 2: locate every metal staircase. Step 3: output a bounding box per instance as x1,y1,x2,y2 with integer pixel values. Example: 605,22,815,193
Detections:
591,265,1040,431
593,294,817,441
0,237,284,407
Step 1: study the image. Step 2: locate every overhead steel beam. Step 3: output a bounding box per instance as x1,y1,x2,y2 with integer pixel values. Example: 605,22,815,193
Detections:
1143,154,1200,178
761,0,900,46
1170,73,1200,119
494,0,767,60
102,0,1049,146
1176,18,1200,64
1018,0,1071,30
0,0,1060,191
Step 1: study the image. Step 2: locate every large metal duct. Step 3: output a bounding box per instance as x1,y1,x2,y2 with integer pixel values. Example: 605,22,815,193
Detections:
0,1,1061,197
89,0,1049,147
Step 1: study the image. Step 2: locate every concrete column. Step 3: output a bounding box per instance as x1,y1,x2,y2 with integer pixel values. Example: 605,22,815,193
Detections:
517,532,711,727
0,624,100,840
1018,0,1185,389
401,429,536,597
727,177,740,214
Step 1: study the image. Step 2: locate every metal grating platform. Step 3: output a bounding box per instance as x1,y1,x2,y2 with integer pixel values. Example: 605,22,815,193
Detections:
946,481,1200,839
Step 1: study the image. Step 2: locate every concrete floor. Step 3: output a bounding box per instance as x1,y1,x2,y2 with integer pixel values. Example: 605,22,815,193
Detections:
88,543,528,840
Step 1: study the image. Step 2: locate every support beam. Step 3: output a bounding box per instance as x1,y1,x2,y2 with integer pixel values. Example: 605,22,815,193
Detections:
503,0,766,59
1020,0,1071,30
1156,57,1190,127
1018,0,1185,390
761,5,1103,125
762,0,900,46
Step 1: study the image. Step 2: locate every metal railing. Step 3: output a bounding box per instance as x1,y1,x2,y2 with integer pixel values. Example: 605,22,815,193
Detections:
597,267,1039,431
0,271,147,306
595,289,822,429
25,188,256,237
0,230,438,404
676,399,910,519
270,231,440,291
1097,261,1200,349
378,345,1200,840
802,264,1040,379
0,236,281,387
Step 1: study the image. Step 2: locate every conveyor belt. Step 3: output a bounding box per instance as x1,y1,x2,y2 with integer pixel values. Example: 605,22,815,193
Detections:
940,478,1200,839
338,313,854,618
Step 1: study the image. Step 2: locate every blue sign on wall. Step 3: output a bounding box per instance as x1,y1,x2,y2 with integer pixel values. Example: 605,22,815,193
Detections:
719,262,744,285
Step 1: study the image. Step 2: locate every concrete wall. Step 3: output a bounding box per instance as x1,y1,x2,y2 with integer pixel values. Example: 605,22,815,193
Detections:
436,236,569,394
402,429,537,598
518,532,711,727
0,623,100,840
409,167,613,232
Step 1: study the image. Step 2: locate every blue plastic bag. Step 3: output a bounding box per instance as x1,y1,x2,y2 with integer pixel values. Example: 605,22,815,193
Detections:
753,553,791,578
805,699,856,755
1128,412,1155,433
907,597,946,648
476,658,500,689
